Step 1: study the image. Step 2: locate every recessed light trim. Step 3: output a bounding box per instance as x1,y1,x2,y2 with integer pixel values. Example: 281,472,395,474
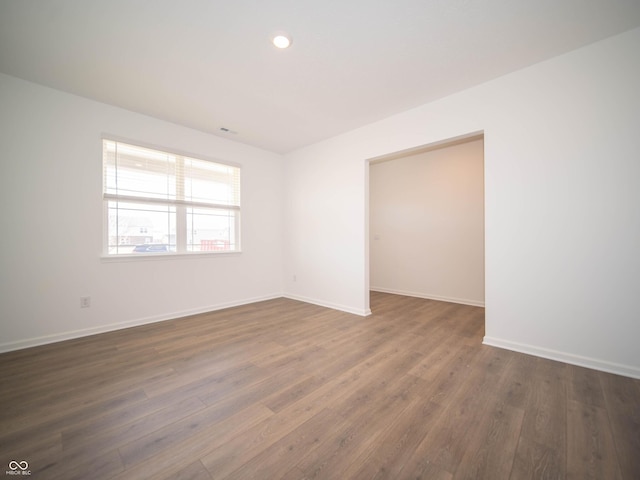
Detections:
272,33,292,49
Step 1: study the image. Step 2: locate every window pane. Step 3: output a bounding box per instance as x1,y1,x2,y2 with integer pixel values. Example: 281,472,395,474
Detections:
107,201,176,254
183,157,240,206
104,140,177,200
186,208,238,252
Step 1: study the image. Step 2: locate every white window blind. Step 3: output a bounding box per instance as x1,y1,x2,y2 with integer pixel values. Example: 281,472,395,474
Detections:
103,139,240,255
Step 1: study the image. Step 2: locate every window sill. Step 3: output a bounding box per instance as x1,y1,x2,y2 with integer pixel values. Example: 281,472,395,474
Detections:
100,250,242,262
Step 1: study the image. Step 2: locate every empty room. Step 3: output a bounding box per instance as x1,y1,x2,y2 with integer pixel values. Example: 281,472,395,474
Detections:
1,1,639,479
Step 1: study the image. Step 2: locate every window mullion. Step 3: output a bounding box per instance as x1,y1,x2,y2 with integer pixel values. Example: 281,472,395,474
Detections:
175,156,187,253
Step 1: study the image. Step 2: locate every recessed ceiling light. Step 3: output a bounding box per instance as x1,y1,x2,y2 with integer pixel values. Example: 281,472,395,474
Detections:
272,33,292,49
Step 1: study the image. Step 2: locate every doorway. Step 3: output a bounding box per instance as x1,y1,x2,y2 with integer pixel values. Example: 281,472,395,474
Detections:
367,133,485,309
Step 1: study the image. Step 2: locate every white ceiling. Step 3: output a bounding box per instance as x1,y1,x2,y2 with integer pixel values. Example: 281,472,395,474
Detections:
1,1,640,154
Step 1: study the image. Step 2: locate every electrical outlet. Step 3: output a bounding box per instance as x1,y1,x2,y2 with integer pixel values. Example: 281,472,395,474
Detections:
80,296,91,308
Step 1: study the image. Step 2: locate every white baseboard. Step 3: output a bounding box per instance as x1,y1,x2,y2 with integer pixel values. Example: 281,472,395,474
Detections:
283,293,372,317
370,287,485,307
0,294,283,354
483,336,640,380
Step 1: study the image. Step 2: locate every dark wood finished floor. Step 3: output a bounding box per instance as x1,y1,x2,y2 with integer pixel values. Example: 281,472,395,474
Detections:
1,292,639,479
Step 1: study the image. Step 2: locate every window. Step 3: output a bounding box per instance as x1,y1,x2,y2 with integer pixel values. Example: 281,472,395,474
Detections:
103,139,240,255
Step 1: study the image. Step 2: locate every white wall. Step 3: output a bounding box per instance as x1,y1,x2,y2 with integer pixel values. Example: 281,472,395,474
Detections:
283,143,371,315
370,138,484,306
0,73,284,351
284,28,640,378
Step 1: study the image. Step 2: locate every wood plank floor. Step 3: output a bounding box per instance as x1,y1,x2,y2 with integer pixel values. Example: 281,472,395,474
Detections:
1,292,639,479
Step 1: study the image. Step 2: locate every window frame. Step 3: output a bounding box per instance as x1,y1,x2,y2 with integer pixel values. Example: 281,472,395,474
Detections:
101,137,242,259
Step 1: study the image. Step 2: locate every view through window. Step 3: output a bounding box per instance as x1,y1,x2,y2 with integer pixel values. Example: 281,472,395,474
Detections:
103,139,241,255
